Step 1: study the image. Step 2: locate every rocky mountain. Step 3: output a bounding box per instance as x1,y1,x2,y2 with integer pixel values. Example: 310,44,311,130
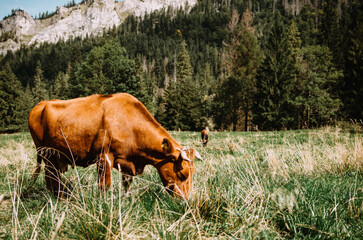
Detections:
0,0,196,55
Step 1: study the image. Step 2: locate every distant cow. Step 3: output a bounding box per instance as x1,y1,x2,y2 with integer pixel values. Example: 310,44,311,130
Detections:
201,127,209,147
29,93,202,198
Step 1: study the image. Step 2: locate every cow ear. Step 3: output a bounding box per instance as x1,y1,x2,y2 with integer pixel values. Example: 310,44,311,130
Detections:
162,138,174,155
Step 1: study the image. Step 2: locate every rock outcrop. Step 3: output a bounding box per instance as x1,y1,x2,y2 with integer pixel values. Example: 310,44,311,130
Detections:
118,0,196,17
0,0,196,55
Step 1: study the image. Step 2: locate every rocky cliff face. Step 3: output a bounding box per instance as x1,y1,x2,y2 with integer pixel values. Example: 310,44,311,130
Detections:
0,0,196,55
118,0,196,16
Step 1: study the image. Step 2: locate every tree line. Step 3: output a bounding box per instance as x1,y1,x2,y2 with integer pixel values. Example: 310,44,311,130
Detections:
0,0,362,132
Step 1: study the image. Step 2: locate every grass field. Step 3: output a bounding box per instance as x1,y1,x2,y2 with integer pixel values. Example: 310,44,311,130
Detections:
0,126,362,239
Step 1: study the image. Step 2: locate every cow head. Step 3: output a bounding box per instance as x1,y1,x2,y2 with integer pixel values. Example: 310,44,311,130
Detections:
157,138,202,198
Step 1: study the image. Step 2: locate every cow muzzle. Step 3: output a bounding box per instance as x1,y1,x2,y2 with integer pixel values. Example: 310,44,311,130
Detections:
166,182,190,199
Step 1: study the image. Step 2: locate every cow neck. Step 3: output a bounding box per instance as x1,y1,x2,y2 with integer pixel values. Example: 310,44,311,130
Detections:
137,128,182,166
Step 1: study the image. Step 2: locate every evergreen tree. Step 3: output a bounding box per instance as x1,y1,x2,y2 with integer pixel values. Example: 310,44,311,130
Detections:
32,61,49,104
0,64,24,132
287,20,304,128
296,4,318,46
253,13,295,130
215,9,261,131
287,20,302,69
103,42,141,97
138,69,159,115
295,45,342,127
73,45,107,96
161,39,203,130
341,0,363,120
213,76,243,131
234,9,262,131
319,0,339,55
51,65,70,100
18,84,35,130
196,62,215,128
70,42,143,98
160,81,182,130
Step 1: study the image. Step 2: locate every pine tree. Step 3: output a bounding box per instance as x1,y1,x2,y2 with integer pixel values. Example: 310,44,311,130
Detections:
18,84,35,130
287,20,304,128
70,42,142,98
253,13,295,130
161,39,203,130
319,0,339,55
196,62,215,128
213,76,243,131
0,64,24,132
215,8,261,131
32,61,49,104
341,0,363,120
234,9,262,131
103,42,141,97
296,4,318,46
51,70,69,100
295,45,342,127
74,45,106,96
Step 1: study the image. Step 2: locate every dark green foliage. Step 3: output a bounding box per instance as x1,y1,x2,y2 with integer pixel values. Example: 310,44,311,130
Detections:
32,61,49,104
51,64,71,100
0,0,361,132
294,45,342,128
295,5,319,46
214,9,262,131
159,40,205,130
253,13,295,130
18,85,36,129
319,0,339,54
233,19,262,130
68,41,142,99
213,76,244,131
340,0,363,120
64,0,77,8
0,64,24,132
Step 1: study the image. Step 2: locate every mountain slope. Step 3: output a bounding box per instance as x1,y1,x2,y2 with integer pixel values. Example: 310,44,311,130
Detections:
0,0,196,55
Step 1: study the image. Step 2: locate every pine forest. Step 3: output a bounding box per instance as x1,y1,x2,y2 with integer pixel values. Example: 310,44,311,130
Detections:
0,0,362,132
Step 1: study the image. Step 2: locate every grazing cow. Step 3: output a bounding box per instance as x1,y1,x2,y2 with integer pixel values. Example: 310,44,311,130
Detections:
201,127,209,147
29,93,202,198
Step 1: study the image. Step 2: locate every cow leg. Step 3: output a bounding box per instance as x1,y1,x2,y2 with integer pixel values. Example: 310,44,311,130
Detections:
44,159,64,196
114,158,136,192
122,175,133,192
31,154,42,183
97,153,114,191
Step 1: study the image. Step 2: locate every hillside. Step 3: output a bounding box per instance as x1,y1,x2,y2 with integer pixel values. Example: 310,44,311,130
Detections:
0,0,196,55
0,0,362,132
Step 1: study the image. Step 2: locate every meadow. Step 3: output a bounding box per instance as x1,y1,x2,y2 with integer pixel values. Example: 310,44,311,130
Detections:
0,126,362,239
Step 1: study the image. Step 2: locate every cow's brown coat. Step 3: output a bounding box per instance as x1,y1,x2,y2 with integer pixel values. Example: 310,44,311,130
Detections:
29,93,199,198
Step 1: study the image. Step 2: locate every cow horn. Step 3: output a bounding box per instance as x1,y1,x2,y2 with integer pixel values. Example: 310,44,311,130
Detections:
176,148,192,162
181,150,192,162
194,150,203,161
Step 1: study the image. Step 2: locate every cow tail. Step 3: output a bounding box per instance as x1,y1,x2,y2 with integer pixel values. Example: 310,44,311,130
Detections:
31,154,42,183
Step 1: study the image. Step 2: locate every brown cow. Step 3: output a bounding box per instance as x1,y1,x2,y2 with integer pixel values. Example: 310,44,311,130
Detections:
201,127,209,147
29,93,202,198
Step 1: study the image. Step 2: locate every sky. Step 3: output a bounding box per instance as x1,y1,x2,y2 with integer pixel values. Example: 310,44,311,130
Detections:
0,0,83,20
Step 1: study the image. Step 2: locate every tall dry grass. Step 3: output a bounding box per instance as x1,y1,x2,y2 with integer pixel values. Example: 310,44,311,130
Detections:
0,126,362,239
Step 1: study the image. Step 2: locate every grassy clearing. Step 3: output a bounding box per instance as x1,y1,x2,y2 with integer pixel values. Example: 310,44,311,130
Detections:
0,126,362,239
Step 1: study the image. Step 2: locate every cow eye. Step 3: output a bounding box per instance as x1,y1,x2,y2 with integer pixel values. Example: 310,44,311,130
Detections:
177,172,187,181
